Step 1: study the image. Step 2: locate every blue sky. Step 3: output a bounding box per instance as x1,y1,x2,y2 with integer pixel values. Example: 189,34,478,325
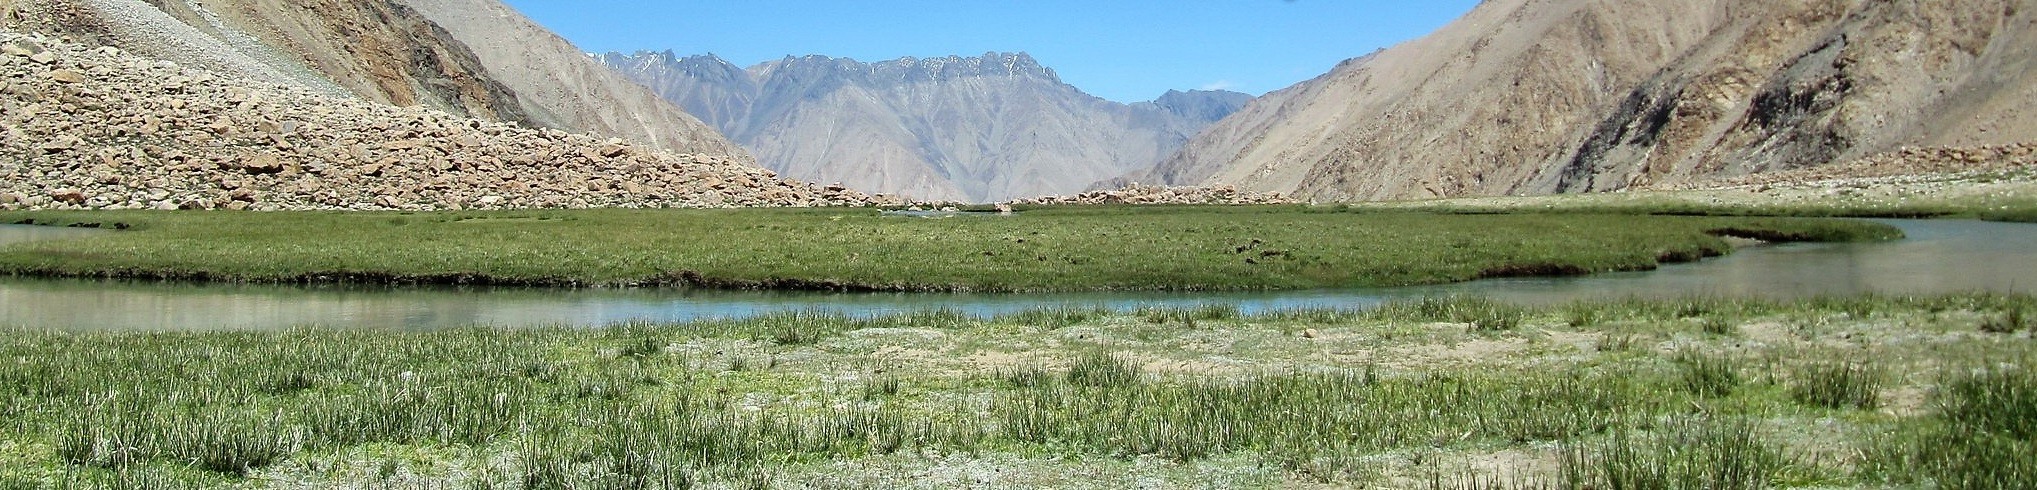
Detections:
500,1,1481,103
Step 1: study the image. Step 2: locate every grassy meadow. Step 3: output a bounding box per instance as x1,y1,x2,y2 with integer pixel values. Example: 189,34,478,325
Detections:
0,206,1899,291
0,295,2031,488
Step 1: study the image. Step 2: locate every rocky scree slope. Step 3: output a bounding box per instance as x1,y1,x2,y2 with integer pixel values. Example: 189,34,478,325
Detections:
0,0,746,158
604,51,1251,202
1152,0,2037,201
0,32,880,211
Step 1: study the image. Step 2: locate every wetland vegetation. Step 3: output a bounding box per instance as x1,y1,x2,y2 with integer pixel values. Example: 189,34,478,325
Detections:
1,295,2031,488
0,206,1899,292
3,204,2029,488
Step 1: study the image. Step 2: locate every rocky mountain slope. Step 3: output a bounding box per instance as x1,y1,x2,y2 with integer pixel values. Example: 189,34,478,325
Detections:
389,0,744,157
604,51,1250,202
1152,0,2037,201
0,0,746,158
0,31,878,211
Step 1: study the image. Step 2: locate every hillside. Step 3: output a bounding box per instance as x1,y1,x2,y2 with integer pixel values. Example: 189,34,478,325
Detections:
1152,0,2037,201
0,0,746,158
0,31,876,211
605,51,1250,202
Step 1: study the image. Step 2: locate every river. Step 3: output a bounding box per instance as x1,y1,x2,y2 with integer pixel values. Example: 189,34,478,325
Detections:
2,219,2033,331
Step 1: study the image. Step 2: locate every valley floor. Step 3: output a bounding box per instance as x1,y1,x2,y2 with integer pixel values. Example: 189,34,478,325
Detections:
1,170,2031,488
2,295,2031,488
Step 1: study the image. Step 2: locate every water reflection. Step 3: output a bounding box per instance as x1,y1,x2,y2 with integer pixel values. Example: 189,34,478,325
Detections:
2,220,2033,331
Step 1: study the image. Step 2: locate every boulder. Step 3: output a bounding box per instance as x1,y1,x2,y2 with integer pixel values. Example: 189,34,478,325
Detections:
45,69,85,84
242,153,285,175
47,188,85,204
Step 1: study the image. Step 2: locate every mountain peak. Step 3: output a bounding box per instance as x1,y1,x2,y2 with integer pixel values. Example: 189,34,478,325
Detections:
867,51,1058,82
1147,89,1255,123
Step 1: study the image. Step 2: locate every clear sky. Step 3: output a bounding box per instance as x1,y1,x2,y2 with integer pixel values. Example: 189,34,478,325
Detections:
499,1,1481,103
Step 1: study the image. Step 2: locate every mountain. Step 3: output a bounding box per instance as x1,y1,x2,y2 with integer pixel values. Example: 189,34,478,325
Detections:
1151,0,2037,201
603,51,1250,202
0,0,746,159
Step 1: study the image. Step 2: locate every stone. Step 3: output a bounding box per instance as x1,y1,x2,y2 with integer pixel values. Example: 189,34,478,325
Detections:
47,188,86,204
27,51,56,65
242,154,285,175
0,193,20,205
2,40,41,57
46,69,85,84
38,137,75,153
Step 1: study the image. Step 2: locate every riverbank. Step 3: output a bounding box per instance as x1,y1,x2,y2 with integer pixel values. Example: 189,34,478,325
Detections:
2,294,2029,488
0,207,1898,291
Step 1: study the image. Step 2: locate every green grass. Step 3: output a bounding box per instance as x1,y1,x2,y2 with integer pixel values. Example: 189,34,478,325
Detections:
1541,417,1795,490
1864,355,2037,488
1676,350,1745,399
0,206,1899,291
1789,361,1884,410
2,294,2032,487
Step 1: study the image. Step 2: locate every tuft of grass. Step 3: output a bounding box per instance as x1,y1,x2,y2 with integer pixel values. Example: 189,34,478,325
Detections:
999,305,1112,328
59,402,298,477
620,337,664,358
1789,361,1884,410
1676,351,1743,399
998,366,1049,388
1981,307,2027,334
1556,417,1793,490
863,375,901,400
1699,316,1738,336
1938,359,2037,442
1866,356,2037,488
1595,332,1640,353
1066,352,1140,388
1371,296,1529,332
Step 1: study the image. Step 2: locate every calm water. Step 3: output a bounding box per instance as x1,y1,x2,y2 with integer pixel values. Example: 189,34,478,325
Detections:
2,220,2033,331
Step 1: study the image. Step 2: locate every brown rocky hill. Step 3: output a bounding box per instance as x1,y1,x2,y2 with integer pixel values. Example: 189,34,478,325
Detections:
0,0,746,158
0,31,878,211
1148,0,2037,201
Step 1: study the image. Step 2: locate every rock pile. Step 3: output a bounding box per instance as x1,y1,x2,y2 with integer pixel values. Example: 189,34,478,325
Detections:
1659,144,2037,191
1008,184,1291,206
0,31,897,211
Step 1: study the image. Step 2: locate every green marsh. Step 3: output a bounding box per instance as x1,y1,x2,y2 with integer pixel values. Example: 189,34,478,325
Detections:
0,206,1899,291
